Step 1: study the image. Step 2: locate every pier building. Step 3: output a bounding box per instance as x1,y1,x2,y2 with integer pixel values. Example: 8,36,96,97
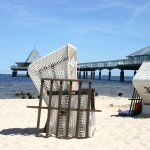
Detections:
11,49,41,76
77,46,150,81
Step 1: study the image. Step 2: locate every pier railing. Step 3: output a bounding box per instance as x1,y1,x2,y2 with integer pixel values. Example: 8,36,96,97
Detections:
77,59,147,69
10,58,149,75
11,66,28,70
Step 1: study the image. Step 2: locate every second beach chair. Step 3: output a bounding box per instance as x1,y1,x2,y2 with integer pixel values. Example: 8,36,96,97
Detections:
132,61,150,115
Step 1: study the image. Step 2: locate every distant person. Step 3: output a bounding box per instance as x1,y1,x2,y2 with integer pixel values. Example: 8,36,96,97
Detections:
118,101,142,116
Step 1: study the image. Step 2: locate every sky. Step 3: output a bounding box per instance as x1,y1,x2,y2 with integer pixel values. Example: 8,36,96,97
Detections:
1,0,150,75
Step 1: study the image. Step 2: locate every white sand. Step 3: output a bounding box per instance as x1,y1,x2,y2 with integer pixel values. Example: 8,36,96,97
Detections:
0,96,150,150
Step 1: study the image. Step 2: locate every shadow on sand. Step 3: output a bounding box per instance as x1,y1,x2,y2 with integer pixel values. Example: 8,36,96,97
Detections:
0,127,43,136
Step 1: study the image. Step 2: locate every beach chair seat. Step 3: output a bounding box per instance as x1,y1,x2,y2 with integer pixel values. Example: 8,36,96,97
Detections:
28,44,98,138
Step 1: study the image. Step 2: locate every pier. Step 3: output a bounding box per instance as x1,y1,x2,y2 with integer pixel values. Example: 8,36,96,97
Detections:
10,46,150,81
11,48,41,76
77,59,140,81
77,46,150,81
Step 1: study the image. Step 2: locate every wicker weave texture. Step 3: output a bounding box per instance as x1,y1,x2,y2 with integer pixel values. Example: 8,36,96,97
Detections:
48,95,95,138
28,43,77,105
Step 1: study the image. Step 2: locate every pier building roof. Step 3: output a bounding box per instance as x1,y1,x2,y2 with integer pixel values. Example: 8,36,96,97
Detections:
127,46,150,57
25,48,41,62
11,48,41,72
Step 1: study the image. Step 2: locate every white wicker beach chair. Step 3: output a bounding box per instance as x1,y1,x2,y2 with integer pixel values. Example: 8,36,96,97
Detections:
28,43,96,138
28,43,78,105
132,61,150,114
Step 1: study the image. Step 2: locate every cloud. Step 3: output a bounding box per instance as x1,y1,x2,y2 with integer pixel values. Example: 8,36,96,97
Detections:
67,0,125,12
1,0,150,39
126,0,150,34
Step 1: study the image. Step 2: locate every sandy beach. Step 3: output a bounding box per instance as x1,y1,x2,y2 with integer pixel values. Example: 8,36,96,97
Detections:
0,96,150,150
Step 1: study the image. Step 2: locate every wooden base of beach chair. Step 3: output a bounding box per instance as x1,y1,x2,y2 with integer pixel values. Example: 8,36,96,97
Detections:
42,87,101,134
27,78,101,139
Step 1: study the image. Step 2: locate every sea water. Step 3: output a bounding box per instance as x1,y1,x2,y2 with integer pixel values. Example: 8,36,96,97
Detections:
0,74,134,99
